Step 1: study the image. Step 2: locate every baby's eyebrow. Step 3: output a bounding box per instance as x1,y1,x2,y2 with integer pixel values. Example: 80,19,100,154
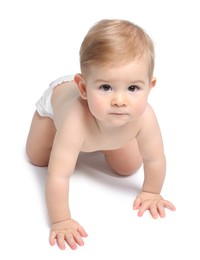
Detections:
130,80,146,85
94,79,111,83
94,79,146,85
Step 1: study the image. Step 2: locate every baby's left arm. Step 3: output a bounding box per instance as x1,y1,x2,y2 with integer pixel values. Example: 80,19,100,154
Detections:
135,106,176,218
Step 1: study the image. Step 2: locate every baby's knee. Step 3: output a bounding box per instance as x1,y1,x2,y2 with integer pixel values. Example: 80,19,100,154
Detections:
27,155,48,167
26,145,49,167
104,153,142,176
113,163,142,176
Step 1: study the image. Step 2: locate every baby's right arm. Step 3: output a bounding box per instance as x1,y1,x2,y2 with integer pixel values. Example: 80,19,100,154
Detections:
46,175,87,250
46,126,87,250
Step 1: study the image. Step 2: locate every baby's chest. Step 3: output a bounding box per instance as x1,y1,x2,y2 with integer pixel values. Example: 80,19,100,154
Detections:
82,127,139,152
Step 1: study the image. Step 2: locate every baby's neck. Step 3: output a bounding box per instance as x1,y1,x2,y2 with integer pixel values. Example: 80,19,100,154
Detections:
95,119,131,134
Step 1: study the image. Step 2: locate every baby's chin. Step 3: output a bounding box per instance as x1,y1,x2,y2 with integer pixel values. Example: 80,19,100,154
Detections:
101,116,133,128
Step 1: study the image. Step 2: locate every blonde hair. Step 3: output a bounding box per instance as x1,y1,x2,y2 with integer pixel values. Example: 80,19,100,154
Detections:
79,19,155,80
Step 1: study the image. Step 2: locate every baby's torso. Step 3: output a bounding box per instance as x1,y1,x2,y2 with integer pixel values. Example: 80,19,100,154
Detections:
84,127,140,152
51,81,142,152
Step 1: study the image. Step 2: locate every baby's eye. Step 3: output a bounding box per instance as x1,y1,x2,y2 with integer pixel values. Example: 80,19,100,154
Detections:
128,85,139,92
100,84,112,91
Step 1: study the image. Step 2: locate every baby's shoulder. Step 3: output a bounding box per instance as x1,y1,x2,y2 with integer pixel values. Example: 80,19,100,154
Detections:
54,97,91,131
137,104,161,137
142,103,157,122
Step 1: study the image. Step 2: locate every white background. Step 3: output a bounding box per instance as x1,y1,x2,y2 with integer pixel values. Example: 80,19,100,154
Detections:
0,0,200,259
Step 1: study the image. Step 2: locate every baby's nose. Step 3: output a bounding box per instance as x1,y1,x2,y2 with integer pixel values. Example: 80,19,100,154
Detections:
111,94,127,107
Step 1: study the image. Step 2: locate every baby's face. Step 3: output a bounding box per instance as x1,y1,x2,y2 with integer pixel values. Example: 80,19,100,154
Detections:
84,58,155,128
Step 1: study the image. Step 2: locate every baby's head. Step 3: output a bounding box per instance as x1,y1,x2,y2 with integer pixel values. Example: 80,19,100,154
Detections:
79,19,154,81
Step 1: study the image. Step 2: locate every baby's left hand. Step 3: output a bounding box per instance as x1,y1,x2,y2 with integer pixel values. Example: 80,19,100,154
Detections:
133,192,176,219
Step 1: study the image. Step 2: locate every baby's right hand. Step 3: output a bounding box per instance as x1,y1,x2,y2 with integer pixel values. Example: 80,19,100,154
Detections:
50,218,88,250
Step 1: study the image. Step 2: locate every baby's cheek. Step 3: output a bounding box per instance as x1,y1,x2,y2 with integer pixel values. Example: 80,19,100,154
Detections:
133,101,147,115
95,102,106,114
89,98,105,115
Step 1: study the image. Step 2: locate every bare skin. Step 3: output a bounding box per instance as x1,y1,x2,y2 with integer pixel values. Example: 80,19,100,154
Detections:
26,59,176,250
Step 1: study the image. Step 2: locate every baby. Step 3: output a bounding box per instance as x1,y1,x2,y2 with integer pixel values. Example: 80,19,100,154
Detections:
26,19,176,250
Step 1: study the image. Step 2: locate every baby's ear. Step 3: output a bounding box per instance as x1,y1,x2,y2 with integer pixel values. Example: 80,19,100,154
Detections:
150,77,157,89
74,73,87,99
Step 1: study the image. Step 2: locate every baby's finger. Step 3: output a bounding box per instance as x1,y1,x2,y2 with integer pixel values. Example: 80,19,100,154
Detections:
57,232,66,250
137,200,149,217
73,231,85,246
157,202,165,218
133,196,141,210
149,203,159,219
162,200,176,211
78,226,88,237
65,232,77,250
49,231,56,246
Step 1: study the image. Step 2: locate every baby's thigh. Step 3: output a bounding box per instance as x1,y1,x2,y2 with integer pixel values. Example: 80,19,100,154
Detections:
26,111,56,166
103,139,143,176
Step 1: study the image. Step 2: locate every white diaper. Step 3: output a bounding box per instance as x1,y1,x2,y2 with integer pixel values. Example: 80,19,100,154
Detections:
35,75,74,118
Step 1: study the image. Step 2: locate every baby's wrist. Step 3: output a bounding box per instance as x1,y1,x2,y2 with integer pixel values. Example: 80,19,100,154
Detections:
141,190,160,194
51,218,71,225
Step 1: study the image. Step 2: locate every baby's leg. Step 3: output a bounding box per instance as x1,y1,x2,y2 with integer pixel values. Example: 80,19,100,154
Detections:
26,111,56,166
103,139,143,176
